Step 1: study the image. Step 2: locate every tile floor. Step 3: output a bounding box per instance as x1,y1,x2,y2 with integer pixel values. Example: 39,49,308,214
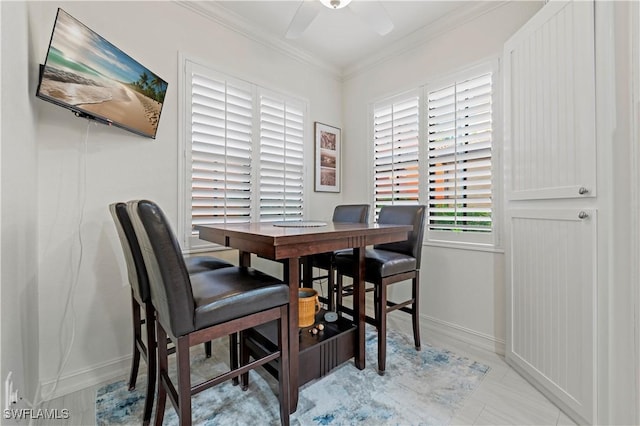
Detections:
33,323,576,426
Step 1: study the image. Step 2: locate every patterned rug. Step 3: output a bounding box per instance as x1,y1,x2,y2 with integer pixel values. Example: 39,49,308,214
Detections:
96,327,489,425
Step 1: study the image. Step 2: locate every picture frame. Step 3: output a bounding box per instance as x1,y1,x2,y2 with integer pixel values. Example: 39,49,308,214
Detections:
314,122,341,192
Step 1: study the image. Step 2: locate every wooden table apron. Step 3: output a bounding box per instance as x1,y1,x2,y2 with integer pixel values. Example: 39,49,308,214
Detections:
195,222,412,412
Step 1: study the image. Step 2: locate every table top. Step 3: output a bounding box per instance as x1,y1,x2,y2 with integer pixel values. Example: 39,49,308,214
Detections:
195,221,412,260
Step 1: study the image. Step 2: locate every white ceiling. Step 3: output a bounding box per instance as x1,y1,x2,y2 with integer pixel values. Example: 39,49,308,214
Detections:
184,1,503,75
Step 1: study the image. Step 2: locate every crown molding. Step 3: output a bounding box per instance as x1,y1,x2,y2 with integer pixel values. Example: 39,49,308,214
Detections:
342,1,510,81
174,1,342,80
175,1,520,83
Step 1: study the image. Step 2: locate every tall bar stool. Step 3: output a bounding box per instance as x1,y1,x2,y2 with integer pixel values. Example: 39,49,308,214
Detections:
306,204,369,309
109,202,234,425
128,200,290,426
334,204,426,375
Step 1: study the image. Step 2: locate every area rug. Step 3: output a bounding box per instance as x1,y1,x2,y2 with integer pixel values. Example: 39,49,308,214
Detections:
96,327,489,425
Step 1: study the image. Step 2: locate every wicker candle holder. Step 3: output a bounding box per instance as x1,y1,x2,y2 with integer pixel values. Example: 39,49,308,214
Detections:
298,288,320,328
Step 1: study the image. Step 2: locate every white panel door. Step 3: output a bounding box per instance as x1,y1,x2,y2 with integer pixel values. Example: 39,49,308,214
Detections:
504,1,597,424
504,0,596,201
508,209,596,422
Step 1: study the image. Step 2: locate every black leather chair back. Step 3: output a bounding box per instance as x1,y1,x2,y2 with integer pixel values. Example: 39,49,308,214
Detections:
332,204,370,223
109,202,150,303
128,200,195,338
374,205,426,269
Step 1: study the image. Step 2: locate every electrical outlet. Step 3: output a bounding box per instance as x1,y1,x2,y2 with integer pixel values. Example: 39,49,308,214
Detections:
4,371,13,412
10,387,19,405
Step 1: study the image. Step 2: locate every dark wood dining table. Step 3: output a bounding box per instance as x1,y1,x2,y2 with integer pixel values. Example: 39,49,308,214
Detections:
195,221,412,412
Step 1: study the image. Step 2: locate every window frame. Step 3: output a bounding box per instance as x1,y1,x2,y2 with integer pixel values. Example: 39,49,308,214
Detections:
425,61,499,247
369,60,501,249
178,55,309,252
371,89,422,220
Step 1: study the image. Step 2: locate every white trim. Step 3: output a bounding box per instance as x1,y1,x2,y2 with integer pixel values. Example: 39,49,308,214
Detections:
38,355,132,402
175,0,507,82
632,1,640,423
175,1,341,79
343,2,507,80
423,241,504,254
177,51,188,248
421,315,506,356
392,313,505,356
424,59,499,247
179,55,310,250
505,358,589,426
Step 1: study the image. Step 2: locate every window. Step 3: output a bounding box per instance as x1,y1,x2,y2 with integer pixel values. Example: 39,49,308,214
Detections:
426,72,493,238
371,63,496,246
372,93,420,219
258,92,305,221
181,60,307,250
190,68,253,227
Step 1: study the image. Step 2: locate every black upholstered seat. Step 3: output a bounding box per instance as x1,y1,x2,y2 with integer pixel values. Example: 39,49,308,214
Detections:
307,204,369,310
190,267,289,330
109,202,234,425
354,248,417,281
128,200,290,426
184,256,234,274
334,204,426,375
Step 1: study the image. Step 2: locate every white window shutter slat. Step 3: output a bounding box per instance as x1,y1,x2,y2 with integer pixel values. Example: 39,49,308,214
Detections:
186,63,307,246
190,70,253,228
259,93,305,222
427,72,493,234
373,94,420,217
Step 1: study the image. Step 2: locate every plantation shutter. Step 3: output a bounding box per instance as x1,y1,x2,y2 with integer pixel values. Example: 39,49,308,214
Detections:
259,92,305,221
373,94,420,218
427,73,493,233
190,68,253,229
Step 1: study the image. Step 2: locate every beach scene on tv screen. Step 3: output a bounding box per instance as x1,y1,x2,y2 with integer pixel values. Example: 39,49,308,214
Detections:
38,9,167,137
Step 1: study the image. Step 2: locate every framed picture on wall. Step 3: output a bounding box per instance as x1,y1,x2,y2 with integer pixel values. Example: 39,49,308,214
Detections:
314,122,341,192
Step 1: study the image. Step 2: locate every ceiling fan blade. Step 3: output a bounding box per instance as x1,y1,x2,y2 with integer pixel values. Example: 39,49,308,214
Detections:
286,0,322,39
348,1,394,36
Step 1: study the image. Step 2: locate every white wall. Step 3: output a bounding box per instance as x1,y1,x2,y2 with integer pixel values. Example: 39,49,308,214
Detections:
597,2,639,423
342,1,543,351
22,1,342,399
1,0,40,414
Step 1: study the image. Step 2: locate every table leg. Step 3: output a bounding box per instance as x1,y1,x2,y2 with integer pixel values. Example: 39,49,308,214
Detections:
354,246,366,370
286,257,300,412
302,256,313,288
239,251,251,267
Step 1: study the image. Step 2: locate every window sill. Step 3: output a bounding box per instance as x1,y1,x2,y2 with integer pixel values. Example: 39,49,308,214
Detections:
184,244,233,255
423,240,504,254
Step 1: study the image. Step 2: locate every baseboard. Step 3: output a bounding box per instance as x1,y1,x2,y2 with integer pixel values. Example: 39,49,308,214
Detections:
505,357,588,425
428,315,505,355
38,355,133,402
388,312,505,356
37,315,504,401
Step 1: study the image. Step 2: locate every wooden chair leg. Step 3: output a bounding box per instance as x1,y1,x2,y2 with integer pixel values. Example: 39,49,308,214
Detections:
412,275,421,350
377,284,387,375
240,330,249,391
176,337,192,426
230,333,239,386
154,323,169,426
142,305,156,426
204,341,212,358
128,296,142,391
277,306,290,425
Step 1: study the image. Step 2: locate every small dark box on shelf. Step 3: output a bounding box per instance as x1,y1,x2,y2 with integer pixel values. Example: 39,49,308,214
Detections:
243,310,356,385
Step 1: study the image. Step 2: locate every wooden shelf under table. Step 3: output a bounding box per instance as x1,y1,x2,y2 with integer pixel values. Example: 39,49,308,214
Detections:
243,310,356,386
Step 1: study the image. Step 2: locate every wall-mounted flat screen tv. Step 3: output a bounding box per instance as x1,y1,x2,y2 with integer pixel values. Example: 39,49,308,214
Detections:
36,8,167,139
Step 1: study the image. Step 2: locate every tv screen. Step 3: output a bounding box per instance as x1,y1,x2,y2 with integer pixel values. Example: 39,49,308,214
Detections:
36,9,167,139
